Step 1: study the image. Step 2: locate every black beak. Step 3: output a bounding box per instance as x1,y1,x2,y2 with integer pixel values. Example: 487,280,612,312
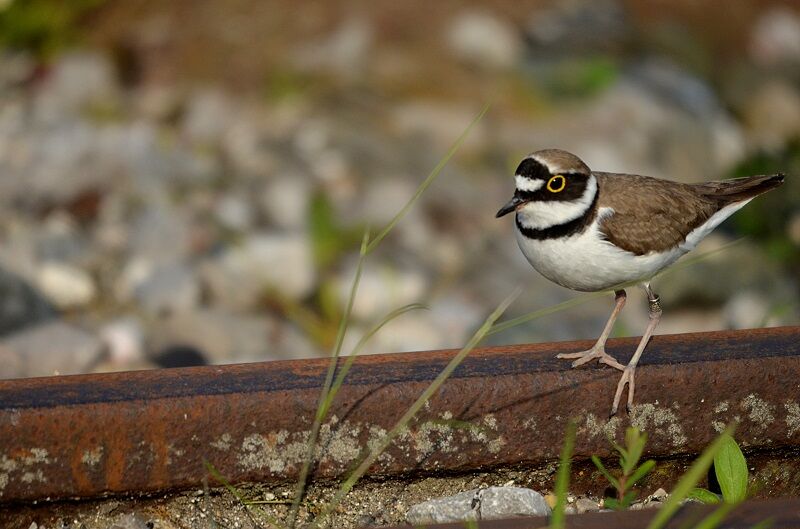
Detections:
496,195,524,218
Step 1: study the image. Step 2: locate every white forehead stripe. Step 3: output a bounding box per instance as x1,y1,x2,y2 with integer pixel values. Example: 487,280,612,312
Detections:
515,175,544,192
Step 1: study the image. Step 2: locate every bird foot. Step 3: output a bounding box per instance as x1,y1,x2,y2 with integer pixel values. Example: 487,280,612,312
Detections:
556,346,625,371
610,365,636,417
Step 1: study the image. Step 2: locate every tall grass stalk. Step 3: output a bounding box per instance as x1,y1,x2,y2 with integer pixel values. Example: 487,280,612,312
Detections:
289,103,491,527
288,231,370,528
319,302,427,420
550,421,577,529
308,288,521,529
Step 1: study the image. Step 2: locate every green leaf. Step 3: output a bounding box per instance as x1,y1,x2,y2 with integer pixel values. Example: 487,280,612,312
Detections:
603,497,621,511
628,459,656,487
714,434,748,503
623,428,647,475
591,455,620,490
688,488,722,504
646,424,736,529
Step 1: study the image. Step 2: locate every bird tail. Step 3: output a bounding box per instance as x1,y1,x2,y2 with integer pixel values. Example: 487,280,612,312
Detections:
695,173,785,204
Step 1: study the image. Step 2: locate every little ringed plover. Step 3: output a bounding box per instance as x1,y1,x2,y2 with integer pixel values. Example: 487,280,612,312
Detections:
496,149,785,415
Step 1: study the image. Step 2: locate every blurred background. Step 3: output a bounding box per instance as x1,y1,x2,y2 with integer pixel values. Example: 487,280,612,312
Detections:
0,0,798,378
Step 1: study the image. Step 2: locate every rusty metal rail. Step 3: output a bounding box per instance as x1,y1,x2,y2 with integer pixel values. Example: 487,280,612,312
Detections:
0,326,799,503
379,497,800,529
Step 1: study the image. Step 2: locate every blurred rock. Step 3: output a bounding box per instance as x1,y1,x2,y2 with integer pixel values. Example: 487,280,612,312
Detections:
100,318,146,367
260,175,311,229
150,309,317,364
37,51,118,112
35,262,96,309
292,17,373,77
724,291,771,329
337,262,428,321
0,321,103,379
214,193,255,232
202,233,315,310
130,261,200,315
128,204,192,264
742,80,800,150
526,0,629,55
447,11,522,70
0,267,56,337
749,7,800,66
182,89,233,145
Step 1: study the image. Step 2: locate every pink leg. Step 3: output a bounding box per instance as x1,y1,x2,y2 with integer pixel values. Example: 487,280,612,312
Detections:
557,290,627,371
611,284,662,416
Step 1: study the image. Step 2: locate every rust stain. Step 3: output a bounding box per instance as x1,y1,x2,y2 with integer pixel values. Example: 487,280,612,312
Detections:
0,326,798,502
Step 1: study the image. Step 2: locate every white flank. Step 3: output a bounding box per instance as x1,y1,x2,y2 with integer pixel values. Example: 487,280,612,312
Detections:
515,175,544,192
681,199,751,251
516,175,597,230
514,198,752,292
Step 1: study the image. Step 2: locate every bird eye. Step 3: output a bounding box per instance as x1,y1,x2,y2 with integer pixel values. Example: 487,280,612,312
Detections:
547,174,566,193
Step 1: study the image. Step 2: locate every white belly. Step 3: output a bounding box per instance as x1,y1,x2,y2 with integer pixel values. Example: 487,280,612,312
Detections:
514,218,685,292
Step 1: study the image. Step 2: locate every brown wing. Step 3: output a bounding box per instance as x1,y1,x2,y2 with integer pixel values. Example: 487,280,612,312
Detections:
594,172,721,256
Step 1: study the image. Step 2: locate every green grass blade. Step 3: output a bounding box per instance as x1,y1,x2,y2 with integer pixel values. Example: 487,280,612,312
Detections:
688,488,722,504
309,288,520,529
591,455,620,490
628,459,656,487
488,290,607,336
288,230,370,528
319,302,428,419
714,433,748,503
365,102,490,254
551,421,577,529
646,424,736,529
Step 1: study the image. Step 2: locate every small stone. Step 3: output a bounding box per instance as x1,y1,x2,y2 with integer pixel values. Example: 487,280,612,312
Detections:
406,490,478,525
406,487,550,526
651,487,668,500
575,497,600,513
479,487,551,519
109,512,150,529
743,80,800,149
36,262,96,309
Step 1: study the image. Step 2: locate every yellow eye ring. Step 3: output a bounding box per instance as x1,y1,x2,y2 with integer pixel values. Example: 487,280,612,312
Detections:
547,174,566,193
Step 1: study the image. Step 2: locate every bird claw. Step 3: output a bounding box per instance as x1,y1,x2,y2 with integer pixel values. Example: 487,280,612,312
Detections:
557,347,625,371
611,365,636,416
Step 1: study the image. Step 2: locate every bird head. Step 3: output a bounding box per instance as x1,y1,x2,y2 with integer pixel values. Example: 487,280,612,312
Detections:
496,149,594,219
